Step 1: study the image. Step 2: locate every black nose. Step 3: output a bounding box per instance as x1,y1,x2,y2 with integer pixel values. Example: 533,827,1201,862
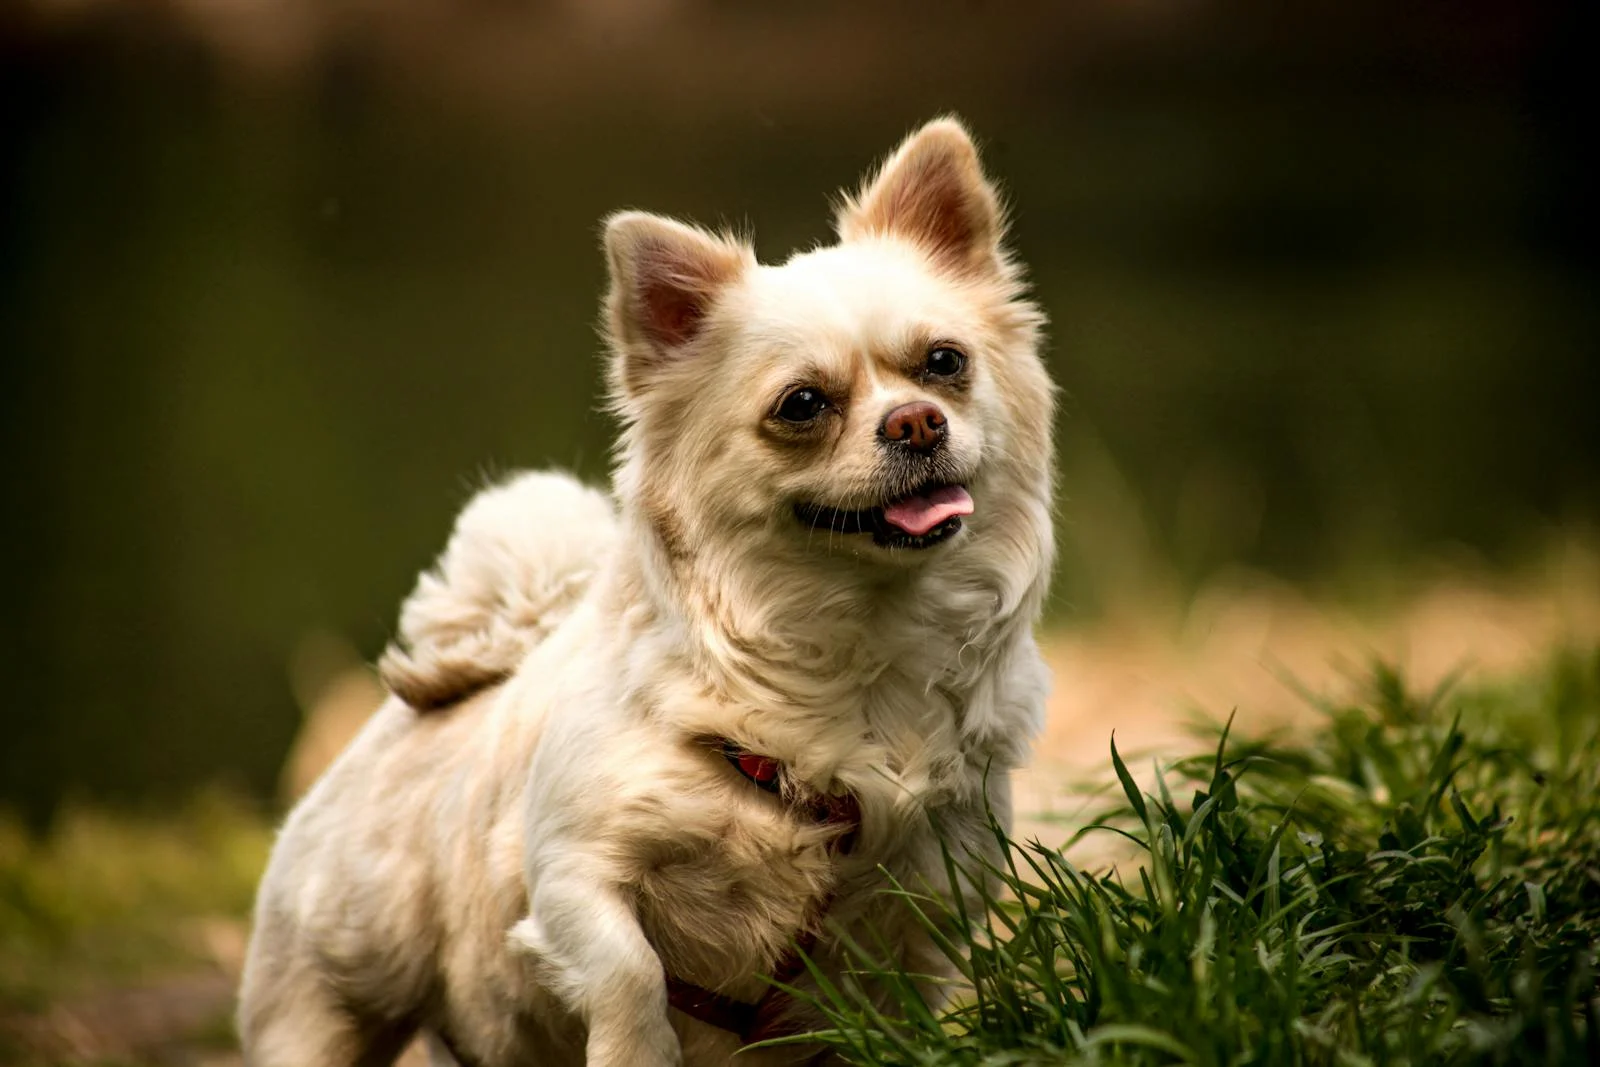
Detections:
880,402,947,453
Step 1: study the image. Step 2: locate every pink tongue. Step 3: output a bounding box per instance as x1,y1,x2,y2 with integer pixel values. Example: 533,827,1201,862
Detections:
881,485,974,536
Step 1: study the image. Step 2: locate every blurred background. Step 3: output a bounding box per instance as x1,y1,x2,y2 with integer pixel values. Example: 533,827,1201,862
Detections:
0,0,1596,1059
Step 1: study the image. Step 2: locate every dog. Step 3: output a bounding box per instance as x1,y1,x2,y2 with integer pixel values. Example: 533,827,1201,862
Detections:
238,116,1056,1067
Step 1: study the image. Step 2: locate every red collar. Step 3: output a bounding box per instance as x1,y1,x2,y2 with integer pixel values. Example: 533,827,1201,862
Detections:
720,739,860,854
722,741,782,794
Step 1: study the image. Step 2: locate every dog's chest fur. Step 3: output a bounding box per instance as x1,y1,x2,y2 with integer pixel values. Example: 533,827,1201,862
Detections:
592,570,1041,1000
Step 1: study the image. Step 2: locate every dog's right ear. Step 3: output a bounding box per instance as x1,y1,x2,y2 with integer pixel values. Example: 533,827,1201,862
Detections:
603,211,752,397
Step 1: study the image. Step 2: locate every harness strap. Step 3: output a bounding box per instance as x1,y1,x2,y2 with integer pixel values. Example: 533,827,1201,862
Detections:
664,740,860,1044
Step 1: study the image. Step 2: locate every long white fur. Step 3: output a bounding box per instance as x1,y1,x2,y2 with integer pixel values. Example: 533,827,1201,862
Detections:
238,117,1056,1067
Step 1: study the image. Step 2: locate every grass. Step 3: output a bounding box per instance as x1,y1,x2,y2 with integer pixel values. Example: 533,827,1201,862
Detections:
772,648,1600,1065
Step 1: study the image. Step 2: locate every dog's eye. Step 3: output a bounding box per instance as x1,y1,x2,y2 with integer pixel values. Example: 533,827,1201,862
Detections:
926,347,966,377
775,387,828,423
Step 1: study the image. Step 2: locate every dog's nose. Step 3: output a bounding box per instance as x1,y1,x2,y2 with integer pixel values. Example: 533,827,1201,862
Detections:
880,401,947,453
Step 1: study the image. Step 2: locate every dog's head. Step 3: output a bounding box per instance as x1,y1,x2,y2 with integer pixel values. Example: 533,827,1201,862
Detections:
604,118,1053,585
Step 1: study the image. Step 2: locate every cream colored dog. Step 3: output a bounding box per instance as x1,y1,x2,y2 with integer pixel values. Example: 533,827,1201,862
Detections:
238,117,1055,1067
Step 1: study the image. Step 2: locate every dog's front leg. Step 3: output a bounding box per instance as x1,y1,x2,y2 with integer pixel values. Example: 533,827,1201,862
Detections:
511,854,681,1067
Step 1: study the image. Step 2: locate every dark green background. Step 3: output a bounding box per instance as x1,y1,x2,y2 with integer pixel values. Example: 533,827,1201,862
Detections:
2,1,1593,824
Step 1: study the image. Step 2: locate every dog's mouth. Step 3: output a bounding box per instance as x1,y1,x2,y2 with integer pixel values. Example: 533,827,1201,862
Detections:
793,482,974,549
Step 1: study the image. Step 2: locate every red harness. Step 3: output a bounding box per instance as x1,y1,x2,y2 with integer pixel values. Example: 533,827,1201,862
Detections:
662,741,861,1044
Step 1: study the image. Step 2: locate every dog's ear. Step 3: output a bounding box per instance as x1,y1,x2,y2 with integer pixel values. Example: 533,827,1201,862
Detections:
836,117,1005,276
603,211,752,394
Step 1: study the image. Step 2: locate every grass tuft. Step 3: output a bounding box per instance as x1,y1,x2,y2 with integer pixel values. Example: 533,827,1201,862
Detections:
767,648,1600,1066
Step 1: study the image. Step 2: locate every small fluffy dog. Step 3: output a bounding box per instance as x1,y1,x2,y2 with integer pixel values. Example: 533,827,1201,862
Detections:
239,117,1056,1067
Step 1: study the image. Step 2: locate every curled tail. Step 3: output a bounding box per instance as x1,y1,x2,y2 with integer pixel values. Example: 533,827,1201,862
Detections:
379,472,617,710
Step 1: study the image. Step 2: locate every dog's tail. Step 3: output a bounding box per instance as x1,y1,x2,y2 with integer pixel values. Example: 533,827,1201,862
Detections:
378,472,617,711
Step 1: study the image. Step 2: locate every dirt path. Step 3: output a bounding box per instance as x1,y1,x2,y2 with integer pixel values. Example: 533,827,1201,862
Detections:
1,965,430,1067
2,970,237,1066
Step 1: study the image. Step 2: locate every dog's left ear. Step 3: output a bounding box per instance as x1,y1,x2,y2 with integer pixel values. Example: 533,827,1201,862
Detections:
604,211,752,396
836,117,1005,276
